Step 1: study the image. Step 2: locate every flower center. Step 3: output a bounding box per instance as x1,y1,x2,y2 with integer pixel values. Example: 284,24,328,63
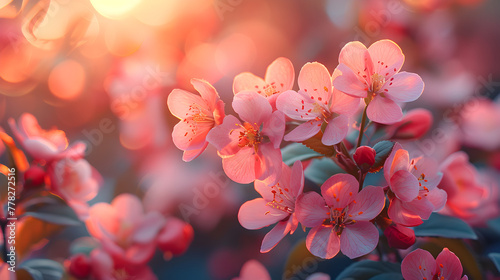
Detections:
324,206,357,235
182,103,214,141
266,182,294,214
263,82,279,97
236,122,262,153
370,73,385,93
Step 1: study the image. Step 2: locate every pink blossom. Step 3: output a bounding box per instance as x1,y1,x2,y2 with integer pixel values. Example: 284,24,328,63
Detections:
384,143,447,226
295,174,385,259
238,161,304,253
401,248,468,280
386,108,433,141
89,249,157,280
207,91,285,185
438,152,500,226
86,194,166,266
167,78,225,162
157,217,194,256
233,57,295,110
333,39,424,124
460,98,500,151
276,62,360,145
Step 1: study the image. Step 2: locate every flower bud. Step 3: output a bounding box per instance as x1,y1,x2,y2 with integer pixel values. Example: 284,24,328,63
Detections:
388,109,433,140
23,165,46,188
158,217,194,256
68,253,91,279
384,224,416,249
353,146,376,172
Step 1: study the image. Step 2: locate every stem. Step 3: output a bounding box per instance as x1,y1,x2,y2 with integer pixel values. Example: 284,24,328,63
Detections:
358,171,366,192
356,105,368,149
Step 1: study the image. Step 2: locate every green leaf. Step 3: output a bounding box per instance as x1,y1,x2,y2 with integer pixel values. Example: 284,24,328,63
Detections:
20,194,81,226
369,141,395,173
18,259,64,280
282,143,322,165
304,158,344,185
488,217,500,233
489,253,500,273
414,213,477,239
335,260,402,280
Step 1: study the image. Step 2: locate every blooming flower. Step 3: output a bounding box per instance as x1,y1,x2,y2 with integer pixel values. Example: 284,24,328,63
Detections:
333,39,424,124
296,174,385,259
233,57,295,110
167,78,225,162
276,62,360,145
401,248,468,280
207,91,285,185
238,161,304,253
384,143,447,226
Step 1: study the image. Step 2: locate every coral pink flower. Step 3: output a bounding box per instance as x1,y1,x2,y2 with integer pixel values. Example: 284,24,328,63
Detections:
438,152,499,226
233,57,295,110
89,249,157,280
86,194,166,266
238,161,304,253
384,143,447,226
167,78,225,162
207,91,285,185
401,248,468,280
333,40,424,124
9,113,86,161
277,62,360,145
296,174,385,259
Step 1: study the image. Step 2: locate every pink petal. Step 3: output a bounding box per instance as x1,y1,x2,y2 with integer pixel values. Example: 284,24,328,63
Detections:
113,194,144,224
87,203,119,238
338,41,373,84
262,110,285,149
233,72,266,95
237,260,271,280
401,249,436,280
191,78,220,110
332,64,368,98
340,221,379,259
124,243,156,265
383,142,403,182
265,57,295,92
390,170,419,202
436,248,464,280
24,138,60,160
330,69,362,116
133,212,166,243
306,225,340,259
322,115,348,145
206,115,242,157
233,91,272,125
167,89,208,120
171,119,212,151
182,142,208,162
402,196,435,220
298,62,333,103
260,220,291,253
238,198,288,230
284,120,322,142
222,147,258,184
366,95,403,124
367,39,404,80
347,186,385,221
255,143,283,186
387,198,423,227
425,188,447,212
295,192,328,227
290,160,305,197
321,173,359,209
381,72,424,103
276,90,320,121
412,157,442,191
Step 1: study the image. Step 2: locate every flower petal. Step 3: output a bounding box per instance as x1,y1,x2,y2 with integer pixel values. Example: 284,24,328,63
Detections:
284,120,322,142
322,115,348,145
233,72,266,95
260,220,292,253
321,173,359,209
182,142,208,162
206,115,242,157
133,212,166,243
237,260,271,280
238,198,288,230
222,147,258,184
387,197,423,227
436,248,464,280
338,41,373,84
306,225,340,259
167,89,208,120
383,142,403,182
367,39,404,80
333,63,368,98
331,68,362,116
347,186,385,221
191,78,220,110
256,143,283,186
276,90,320,120
366,95,403,124
262,110,285,149
381,72,424,103
233,91,272,125
401,249,436,280
265,57,295,92
425,188,447,212
390,169,419,202
295,192,328,227
290,160,305,198
340,221,379,259
171,119,212,151
298,62,333,103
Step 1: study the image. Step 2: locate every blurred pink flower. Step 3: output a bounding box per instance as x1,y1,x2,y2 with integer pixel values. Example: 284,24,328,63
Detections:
233,57,295,110
157,217,194,257
460,98,500,151
384,143,446,226
276,62,360,145
238,161,304,253
386,108,433,141
401,248,468,280
333,40,424,124
207,91,285,185
438,152,500,226
168,78,225,161
86,194,166,266
295,174,385,259
90,249,157,280
233,260,330,280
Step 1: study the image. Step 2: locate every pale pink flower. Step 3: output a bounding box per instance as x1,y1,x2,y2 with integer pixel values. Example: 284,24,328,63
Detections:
233,260,330,280
296,174,385,259
89,249,157,280
333,40,424,124
86,194,166,266
207,91,285,185
401,248,468,280
238,161,304,253
384,143,447,226
438,152,500,226
233,57,295,110
460,98,500,151
277,62,360,145
167,78,225,162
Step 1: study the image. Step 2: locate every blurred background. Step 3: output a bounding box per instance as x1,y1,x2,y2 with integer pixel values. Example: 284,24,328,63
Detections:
1,0,500,279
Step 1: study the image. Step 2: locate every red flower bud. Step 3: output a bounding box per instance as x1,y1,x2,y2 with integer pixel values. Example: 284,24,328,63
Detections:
68,253,91,279
388,109,433,140
23,166,46,188
158,217,194,256
353,146,376,172
384,224,416,249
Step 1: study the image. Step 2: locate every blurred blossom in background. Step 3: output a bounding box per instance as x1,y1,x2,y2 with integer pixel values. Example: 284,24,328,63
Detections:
1,0,500,279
